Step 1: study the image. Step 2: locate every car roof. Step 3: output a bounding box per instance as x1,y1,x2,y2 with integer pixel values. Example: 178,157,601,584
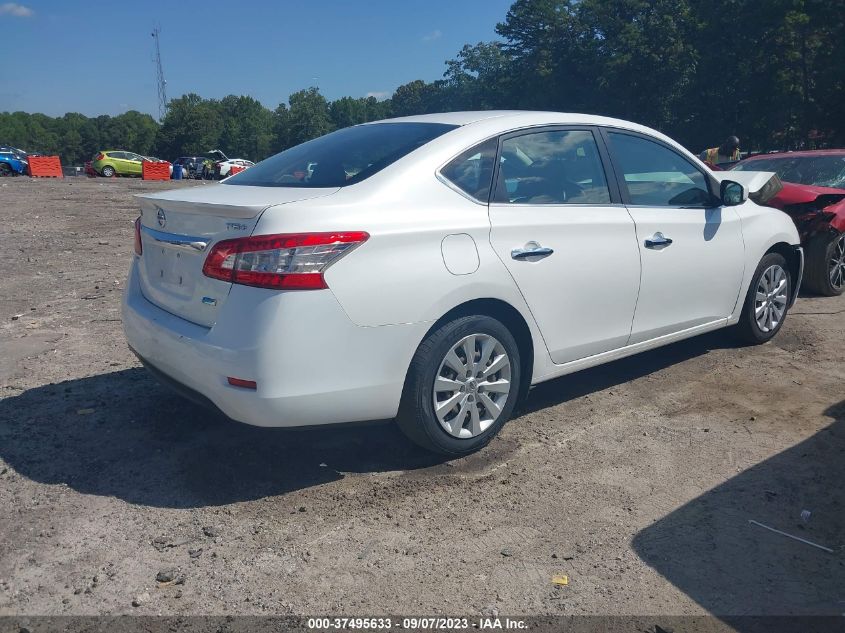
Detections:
742,149,845,161
372,111,526,126
365,111,685,154
367,110,660,131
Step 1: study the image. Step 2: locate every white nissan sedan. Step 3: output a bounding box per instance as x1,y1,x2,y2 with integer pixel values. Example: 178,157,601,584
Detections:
123,111,802,455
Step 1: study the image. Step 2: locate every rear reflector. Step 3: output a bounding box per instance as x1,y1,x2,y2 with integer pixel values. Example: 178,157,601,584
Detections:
227,377,257,389
134,217,142,256
202,231,369,290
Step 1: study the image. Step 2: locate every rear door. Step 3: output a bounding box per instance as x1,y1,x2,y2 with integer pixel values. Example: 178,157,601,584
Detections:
487,127,641,364
602,129,745,343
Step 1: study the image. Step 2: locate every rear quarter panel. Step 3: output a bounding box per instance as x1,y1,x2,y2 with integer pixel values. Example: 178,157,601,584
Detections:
250,177,552,380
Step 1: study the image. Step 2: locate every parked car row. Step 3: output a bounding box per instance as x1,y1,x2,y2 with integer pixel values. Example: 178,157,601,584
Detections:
85,149,253,180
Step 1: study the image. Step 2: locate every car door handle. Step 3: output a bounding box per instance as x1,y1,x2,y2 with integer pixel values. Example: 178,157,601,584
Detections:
511,245,554,260
644,232,673,249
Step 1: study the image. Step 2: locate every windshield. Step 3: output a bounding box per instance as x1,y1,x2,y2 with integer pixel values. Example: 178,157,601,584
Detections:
732,155,845,188
224,122,457,188
1,147,26,160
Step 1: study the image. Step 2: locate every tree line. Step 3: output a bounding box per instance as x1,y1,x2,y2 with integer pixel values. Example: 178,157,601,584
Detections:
1,0,842,166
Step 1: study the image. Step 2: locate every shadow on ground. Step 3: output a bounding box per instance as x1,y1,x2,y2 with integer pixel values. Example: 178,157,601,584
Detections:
0,330,756,509
0,367,450,508
523,329,739,414
633,400,845,619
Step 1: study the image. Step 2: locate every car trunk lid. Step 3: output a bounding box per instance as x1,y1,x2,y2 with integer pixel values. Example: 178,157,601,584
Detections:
135,183,339,327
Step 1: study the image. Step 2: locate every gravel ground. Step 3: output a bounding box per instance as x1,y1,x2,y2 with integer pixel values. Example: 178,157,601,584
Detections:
0,177,842,617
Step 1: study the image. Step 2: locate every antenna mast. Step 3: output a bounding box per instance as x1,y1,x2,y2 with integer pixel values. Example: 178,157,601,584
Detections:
151,26,167,120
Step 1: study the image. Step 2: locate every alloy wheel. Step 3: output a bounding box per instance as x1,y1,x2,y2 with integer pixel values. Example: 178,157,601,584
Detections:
754,264,788,333
433,333,511,439
829,234,845,291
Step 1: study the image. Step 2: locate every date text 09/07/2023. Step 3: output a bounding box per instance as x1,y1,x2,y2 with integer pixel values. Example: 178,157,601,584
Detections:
305,617,528,630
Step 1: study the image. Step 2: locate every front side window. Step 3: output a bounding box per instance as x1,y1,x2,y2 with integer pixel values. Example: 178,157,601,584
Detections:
224,122,457,188
608,132,713,206
495,130,611,204
440,138,498,201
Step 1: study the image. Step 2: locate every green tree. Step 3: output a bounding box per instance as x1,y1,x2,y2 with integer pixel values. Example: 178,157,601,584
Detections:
271,103,291,153
390,79,447,116
286,87,334,146
217,95,274,160
577,0,699,132
444,42,512,110
329,96,367,129
154,94,223,158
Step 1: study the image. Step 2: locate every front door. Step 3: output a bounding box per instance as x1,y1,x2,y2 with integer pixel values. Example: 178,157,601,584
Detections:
488,128,641,365
603,130,745,344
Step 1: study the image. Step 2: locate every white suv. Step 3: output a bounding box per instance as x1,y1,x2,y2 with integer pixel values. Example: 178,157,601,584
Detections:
123,111,801,454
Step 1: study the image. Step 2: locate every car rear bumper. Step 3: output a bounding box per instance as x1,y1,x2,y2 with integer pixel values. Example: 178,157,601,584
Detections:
122,260,425,427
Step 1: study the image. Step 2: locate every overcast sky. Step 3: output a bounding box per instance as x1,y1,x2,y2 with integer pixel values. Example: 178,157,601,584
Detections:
1,0,514,117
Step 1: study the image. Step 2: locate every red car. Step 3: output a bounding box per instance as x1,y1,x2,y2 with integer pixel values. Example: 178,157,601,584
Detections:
731,150,845,296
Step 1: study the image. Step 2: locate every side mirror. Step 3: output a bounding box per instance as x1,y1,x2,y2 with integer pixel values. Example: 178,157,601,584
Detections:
720,180,745,206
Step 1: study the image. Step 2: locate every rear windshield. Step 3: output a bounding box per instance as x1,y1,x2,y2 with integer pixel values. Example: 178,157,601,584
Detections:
732,155,845,188
223,122,457,188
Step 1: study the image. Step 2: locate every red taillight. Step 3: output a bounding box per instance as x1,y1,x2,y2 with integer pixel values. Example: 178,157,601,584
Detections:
96,153,105,161
227,377,257,389
134,217,143,256
202,232,369,290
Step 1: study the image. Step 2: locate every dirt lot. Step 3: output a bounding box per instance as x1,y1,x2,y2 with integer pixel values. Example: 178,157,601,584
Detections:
0,177,843,618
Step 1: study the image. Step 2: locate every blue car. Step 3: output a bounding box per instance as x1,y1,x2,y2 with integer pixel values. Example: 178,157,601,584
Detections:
0,147,28,176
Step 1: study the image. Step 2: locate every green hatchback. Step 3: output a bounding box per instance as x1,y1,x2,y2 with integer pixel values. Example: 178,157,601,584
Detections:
91,150,145,177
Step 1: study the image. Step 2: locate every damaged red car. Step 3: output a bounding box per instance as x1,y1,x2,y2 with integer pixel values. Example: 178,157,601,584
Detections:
731,150,845,296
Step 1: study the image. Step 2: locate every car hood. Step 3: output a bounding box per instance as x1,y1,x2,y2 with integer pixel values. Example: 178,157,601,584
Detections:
768,181,845,209
765,181,845,233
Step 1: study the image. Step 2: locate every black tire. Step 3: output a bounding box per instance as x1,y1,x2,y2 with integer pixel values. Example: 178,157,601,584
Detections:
101,165,115,178
734,252,792,344
396,314,522,455
804,231,845,296
0,163,12,177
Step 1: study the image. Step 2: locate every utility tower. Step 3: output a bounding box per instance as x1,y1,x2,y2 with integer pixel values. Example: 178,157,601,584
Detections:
151,26,167,120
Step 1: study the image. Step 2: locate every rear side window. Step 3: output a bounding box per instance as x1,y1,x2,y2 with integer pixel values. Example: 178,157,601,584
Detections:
495,130,611,204
224,122,457,188
608,132,712,207
440,138,498,201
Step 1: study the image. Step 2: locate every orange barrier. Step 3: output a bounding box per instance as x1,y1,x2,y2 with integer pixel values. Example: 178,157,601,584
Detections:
27,155,64,178
228,165,245,176
142,161,171,181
